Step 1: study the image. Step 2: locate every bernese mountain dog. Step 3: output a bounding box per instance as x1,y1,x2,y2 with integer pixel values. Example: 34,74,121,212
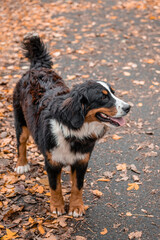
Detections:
13,33,130,217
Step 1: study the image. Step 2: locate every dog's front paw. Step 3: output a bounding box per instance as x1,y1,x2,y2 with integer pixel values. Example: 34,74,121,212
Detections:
14,164,30,174
69,204,85,217
51,204,65,216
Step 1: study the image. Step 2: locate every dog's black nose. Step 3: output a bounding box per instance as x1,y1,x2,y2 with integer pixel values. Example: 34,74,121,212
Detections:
122,104,131,114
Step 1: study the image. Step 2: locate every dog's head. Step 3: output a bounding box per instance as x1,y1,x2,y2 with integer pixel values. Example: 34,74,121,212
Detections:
61,81,130,130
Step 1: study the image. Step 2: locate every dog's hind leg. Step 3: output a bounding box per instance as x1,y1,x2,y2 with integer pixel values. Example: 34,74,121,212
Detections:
13,97,30,174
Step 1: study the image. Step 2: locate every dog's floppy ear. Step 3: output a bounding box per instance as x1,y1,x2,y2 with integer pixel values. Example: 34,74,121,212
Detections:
61,92,88,130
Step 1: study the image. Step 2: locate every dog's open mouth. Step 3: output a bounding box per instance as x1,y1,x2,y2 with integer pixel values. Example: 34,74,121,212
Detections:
96,112,125,127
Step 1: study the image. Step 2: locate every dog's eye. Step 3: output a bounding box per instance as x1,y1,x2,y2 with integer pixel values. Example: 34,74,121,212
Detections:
102,94,109,100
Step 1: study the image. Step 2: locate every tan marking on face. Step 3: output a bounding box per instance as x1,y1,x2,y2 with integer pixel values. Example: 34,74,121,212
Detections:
85,106,117,123
102,90,108,95
111,87,115,93
50,170,65,214
16,126,30,168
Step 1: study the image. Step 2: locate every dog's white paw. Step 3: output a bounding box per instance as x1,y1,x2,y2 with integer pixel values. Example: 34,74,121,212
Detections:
14,164,30,174
69,210,83,218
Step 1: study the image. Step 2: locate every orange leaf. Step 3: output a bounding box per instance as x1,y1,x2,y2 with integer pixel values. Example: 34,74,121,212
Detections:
45,192,51,196
92,189,103,197
1,228,19,240
126,212,132,216
38,224,45,235
0,201,3,208
127,183,139,191
28,217,35,224
143,58,155,64
97,178,110,182
100,228,108,235
37,186,44,194
112,134,123,140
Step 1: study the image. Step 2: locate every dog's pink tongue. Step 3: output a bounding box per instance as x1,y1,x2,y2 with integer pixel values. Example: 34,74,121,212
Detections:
110,117,125,126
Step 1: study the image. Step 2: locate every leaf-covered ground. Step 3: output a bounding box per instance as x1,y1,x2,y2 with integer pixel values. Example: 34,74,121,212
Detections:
0,0,160,239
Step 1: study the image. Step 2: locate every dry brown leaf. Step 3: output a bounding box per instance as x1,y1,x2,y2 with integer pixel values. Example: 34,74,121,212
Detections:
3,205,24,220
92,189,103,197
116,163,127,171
38,177,49,186
128,231,142,239
76,236,87,240
58,216,67,228
123,71,131,76
43,235,57,240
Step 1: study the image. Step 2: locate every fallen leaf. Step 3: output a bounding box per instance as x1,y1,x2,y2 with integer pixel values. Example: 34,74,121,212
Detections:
112,134,123,140
67,75,76,80
97,178,110,182
38,177,49,186
100,228,108,235
123,71,131,76
58,216,67,228
132,175,140,182
43,235,57,240
92,189,103,197
0,201,3,208
143,58,155,64
126,212,133,216
103,171,115,179
28,216,35,224
128,231,142,239
36,185,44,194
137,103,143,107
116,163,127,171
38,224,45,235
76,236,87,240
133,80,145,85
3,205,24,220
127,183,139,191
1,229,19,240
129,164,140,174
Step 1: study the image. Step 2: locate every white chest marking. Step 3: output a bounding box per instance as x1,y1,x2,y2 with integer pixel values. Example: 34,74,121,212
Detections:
50,119,105,165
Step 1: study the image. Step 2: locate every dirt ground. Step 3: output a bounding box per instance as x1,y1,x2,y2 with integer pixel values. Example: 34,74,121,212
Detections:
0,0,160,239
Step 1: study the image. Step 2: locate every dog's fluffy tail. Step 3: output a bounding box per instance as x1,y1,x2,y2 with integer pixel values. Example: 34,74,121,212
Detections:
22,32,53,69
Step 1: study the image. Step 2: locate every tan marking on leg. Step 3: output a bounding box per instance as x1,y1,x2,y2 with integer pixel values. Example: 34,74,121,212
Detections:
69,170,84,217
69,154,90,217
85,106,117,123
16,126,29,168
50,170,65,215
46,151,62,167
